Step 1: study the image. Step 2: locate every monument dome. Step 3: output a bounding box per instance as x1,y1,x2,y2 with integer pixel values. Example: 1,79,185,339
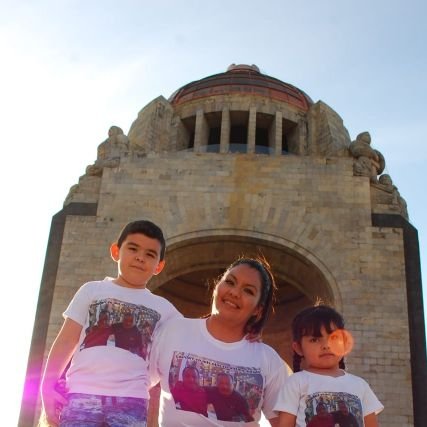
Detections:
127,64,350,157
169,63,313,111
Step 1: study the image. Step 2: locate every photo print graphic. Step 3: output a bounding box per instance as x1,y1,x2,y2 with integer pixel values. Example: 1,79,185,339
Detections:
304,392,363,427
168,351,264,423
80,298,161,360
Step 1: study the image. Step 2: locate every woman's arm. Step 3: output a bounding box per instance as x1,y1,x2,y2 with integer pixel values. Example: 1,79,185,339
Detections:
364,412,379,427
41,318,82,426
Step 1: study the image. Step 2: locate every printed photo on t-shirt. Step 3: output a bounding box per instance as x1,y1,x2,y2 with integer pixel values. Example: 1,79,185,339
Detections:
79,298,161,360
168,351,264,423
303,392,362,427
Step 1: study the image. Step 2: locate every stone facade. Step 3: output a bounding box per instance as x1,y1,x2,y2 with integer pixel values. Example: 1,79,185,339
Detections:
20,65,425,427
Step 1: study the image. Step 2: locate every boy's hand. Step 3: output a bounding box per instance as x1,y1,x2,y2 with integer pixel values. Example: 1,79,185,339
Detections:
40,318,82,426
41,381,68,427
55,378,69,396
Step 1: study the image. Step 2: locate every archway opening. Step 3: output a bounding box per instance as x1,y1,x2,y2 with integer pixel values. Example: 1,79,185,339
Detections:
149,235,335,365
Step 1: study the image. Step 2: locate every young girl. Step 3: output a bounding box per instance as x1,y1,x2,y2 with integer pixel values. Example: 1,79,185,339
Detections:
275,305,383,427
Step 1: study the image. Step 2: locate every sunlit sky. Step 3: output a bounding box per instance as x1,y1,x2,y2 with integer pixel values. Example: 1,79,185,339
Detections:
1,1,426,425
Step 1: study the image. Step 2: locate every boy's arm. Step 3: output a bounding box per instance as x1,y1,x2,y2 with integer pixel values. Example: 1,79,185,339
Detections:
41,318,82,427
364,412,379,427
277,411,296,427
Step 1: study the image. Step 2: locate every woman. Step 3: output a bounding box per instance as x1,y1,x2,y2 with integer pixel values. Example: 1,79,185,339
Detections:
150,257,291,426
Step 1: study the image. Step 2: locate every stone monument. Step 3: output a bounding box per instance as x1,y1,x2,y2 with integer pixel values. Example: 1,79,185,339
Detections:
20,64,425,426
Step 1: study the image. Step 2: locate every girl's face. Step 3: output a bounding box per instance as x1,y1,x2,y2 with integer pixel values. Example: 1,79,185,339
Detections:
211,264,262,331
293,323,342,372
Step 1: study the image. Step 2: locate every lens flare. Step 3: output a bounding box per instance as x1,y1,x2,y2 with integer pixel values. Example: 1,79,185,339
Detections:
328,329,354,357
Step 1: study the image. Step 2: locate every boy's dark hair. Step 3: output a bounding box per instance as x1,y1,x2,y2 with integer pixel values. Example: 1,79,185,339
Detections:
116,220,166,260
292,304,346,372
214,256,277,337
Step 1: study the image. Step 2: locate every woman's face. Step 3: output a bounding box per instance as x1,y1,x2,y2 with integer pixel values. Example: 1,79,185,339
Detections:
212,263,262,330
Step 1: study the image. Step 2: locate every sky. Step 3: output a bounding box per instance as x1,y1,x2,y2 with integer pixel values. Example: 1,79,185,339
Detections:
1,1,426,425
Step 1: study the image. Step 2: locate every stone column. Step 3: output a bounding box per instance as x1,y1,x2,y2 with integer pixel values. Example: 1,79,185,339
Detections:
298,117,308,155
247,107,257,153
220,107,230,153
269,111,283,156
194,108,209,152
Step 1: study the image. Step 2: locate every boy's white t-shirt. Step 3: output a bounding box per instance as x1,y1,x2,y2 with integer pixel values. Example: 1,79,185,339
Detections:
63,279,182,399
150,317,292,427
273,370,384,427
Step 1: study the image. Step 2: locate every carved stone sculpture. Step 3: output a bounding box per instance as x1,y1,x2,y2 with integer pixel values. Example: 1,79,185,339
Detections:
377,174,408,218
64,184,79,206
349,132,385,183
86,126,130,176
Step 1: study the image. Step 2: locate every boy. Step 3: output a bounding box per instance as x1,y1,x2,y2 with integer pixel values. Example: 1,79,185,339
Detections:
41,220,181,427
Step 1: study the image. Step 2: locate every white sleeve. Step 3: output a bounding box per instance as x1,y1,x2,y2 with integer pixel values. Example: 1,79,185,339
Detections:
273,373,301,416
262,351,293,419
361,379,384,416
148,301,182,386
148,319,170,388
63,282,93,326
163,301,184,322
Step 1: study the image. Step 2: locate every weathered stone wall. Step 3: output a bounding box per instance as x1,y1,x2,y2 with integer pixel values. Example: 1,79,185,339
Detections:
307,101,352,157
128,96,175,153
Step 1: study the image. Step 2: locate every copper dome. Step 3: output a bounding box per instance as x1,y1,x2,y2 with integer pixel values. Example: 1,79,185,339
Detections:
169,64,313,111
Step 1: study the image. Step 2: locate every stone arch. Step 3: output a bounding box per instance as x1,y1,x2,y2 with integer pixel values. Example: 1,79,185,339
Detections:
149,231,341,365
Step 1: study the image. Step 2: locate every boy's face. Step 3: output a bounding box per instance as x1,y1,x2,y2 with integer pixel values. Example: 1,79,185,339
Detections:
110,233,165,289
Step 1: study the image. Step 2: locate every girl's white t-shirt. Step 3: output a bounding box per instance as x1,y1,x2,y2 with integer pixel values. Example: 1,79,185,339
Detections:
273,370,383,427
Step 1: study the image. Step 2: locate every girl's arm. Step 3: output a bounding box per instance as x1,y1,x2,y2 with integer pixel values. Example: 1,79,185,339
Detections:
268,416,279,427
277,411,297,427
41,318,82,426
364,412,379,427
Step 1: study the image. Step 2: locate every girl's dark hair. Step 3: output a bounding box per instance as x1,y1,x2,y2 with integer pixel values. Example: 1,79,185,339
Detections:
292,304,346,372
214,256,277,337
